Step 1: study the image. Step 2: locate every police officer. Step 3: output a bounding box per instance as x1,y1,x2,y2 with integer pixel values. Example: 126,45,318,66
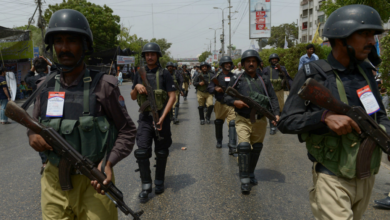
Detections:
181,64,191,101
193,62,214,125
278,5,390,219
208,56,237,154
130,42,176,202
262,53,291,135
27,9,137,219
166,62,183,124
225,50,279,194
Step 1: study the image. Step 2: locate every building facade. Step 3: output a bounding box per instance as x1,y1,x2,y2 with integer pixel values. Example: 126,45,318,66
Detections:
298,0,390,44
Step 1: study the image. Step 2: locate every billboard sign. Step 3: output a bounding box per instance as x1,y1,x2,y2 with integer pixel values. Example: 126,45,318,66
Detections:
249,0,271,39
33,47,39,58
117,56,135,65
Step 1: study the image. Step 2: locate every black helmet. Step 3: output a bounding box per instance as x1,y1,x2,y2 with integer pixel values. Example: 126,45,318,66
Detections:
142,42,162,58
241,50,262,65
323,5,384,39
219,56,233,67
173,63,178,67
166,62,174,67
182,64,187,67
200,62,207,68
268,53,280,63
45,9,93,51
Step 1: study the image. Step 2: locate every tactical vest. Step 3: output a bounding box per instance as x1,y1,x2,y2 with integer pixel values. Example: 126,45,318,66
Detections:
137,68,168,111
302,61,382,179
269,67,282,91
197,72,211,92
39,70,118,166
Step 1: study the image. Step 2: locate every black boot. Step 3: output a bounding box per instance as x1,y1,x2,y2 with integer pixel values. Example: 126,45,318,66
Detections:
134,149,152,202
206,105,214,124
198,106,205,125
214,119,224,148
173,107,179,124
269,120,276,135
249,143,263,185
228,120,237,155
155,149,169,194
375,196,390,208
237,142,252,194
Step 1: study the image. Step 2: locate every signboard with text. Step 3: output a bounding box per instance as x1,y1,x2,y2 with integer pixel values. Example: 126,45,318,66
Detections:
117,56,135,65
249,0,271,39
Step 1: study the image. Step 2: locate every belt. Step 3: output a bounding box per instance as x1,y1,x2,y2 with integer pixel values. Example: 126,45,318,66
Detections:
216,99,226,105
315,163,335,176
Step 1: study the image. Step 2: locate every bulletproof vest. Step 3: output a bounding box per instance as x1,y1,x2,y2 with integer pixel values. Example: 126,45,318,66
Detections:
39,69,118,166
137,68,168,111
302,60,382,179
172,70,178,84
269,67,283,91
197,72,211,92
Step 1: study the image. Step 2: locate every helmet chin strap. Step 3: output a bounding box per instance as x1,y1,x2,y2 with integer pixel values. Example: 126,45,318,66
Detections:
342,39,364,70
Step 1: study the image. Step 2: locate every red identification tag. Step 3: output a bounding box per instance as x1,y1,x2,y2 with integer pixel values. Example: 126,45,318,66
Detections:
46,92,66,117
225,77,230,82
356,85,380,115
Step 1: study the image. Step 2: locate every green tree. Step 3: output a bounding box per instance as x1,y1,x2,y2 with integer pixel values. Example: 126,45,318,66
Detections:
149,38,172,56
198,51,212,62
14,25,45,55
320,0,390,22
267,23,298,48
44,0,121,52
380,36,390,90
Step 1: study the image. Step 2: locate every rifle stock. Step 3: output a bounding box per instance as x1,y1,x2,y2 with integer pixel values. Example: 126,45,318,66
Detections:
298,78,390,179
198,74,209,87
5,102,144,219
211,77,226,92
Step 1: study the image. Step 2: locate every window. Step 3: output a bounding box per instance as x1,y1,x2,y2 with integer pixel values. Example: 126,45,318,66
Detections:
302,22,307,30
309,35,312,41
309,22,312,28
303,36,307,42
309,9,313,15
302,9,308,17
318,15,325,23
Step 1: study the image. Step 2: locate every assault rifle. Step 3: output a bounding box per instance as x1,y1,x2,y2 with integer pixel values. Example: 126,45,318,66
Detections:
275,63,291,91
173,70,184,96
138,67,163,141
298,78,390,179
5,101,143,219
226,87,276,123
211,77,226,92
198,74,209,88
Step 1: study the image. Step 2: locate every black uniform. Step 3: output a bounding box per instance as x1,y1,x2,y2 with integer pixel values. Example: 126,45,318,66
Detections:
132,66,176,150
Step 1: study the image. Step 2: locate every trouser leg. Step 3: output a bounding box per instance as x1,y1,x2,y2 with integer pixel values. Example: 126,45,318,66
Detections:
214,119,224,148
237,142,252,194
154,149,169,194
228,120,237,155
249,143,263,185
134,149,152,202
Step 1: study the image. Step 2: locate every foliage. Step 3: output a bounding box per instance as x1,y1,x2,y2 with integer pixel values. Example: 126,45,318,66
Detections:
379,35,390,89
14,25,45,55
232,58,241,67
320,0,390,22
198,51,212,62
149,38,172,56
44,0,121,52
267,23,298,48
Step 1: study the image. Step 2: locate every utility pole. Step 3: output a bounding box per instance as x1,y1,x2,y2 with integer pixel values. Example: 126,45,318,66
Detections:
222,11,225,56
258,38,263,52
209,28,221,54
37,0,47,58
228,0,231,56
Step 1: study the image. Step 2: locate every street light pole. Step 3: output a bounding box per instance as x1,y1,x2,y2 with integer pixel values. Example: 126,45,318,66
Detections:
209,28,222,53
214,6,232,56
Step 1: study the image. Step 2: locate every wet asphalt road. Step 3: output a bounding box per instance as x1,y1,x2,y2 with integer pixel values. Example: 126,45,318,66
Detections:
1,81,390,220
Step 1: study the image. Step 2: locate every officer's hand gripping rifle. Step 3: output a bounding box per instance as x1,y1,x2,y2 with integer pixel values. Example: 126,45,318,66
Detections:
226,87,276,124
173,70,184,96
198,74,209,87
211,77,226,92
275,63,291,91
298,78,390,179
138,67,164,141
4,101,144,219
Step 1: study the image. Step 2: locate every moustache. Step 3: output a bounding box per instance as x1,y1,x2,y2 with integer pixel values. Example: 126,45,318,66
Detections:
58,52,75,58
249,65,254,69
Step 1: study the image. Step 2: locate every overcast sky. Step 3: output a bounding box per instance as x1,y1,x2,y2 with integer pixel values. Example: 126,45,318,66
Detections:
0,0,300,58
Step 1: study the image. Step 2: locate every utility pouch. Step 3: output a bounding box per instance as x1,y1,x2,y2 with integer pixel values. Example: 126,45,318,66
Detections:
270,79,282,91
249,91,270,118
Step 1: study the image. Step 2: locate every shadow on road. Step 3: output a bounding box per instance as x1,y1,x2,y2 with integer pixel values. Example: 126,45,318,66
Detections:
165,173,197,193
255,168,286,183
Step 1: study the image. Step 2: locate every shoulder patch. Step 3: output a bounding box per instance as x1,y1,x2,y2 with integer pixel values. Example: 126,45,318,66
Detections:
118,95,125,106
102,74,118,86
